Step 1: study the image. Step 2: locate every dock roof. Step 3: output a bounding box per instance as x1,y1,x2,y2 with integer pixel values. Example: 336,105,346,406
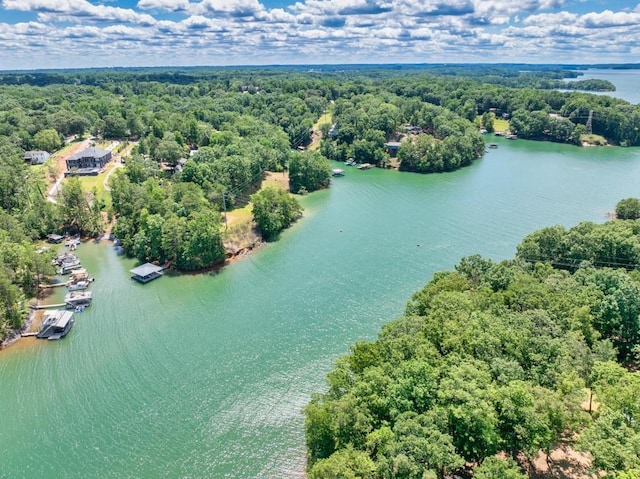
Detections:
130,263,163,278
44,309,74,328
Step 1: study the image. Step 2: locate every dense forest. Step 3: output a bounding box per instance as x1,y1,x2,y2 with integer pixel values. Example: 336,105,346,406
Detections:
0,65,639,341
305,212,640,479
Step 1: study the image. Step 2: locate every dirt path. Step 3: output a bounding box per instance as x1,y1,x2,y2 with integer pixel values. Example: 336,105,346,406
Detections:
103,161,124,192
308,111,332,151
47,138,92,202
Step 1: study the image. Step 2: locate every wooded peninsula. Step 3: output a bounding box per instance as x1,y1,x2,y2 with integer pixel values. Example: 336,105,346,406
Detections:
1,64,640,477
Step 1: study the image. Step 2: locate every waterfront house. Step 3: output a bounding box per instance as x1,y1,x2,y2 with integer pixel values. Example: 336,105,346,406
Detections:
23,150,50,165
385,141,401,157
65,147,112,176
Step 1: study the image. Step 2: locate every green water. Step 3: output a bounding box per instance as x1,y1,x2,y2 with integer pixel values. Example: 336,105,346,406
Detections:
1,139,640,478
4,70,639,479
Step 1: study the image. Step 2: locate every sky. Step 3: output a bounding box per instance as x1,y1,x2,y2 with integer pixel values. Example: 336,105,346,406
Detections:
0,0,639,70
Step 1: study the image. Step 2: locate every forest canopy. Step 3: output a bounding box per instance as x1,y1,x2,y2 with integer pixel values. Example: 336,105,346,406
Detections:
305,215,640,479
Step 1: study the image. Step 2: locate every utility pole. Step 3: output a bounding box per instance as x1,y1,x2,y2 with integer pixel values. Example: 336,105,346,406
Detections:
222,192,228,231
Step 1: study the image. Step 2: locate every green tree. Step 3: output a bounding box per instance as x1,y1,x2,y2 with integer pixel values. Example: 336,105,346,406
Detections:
251,186,302,241
308,446,375,479
473,457,526,479
32,128,61,152
288,151,331,194
103,114,127,139
59,176,100,235
180,210,225,270
615,198,640,220
155,139,184,167
481,112,495,133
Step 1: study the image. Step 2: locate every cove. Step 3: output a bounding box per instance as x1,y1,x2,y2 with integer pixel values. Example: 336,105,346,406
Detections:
1,137,639,478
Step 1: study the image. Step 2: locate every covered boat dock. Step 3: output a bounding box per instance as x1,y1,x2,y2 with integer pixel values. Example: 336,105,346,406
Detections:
36,310,74,340
130,263,163,283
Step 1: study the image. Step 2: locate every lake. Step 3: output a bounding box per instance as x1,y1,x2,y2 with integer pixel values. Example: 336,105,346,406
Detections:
567,68,640,104
1,72,640,478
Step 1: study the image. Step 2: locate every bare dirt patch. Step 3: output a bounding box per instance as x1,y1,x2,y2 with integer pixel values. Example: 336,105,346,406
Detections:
263,171,290,191
529,441,596,479
222,170,290,261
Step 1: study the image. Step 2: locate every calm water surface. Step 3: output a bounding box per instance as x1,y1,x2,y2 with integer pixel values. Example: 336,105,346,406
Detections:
568,68,640,104
2,80,640,478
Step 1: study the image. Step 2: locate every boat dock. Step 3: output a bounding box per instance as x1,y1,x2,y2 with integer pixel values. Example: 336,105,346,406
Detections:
40,281,70,289
31,303,67,310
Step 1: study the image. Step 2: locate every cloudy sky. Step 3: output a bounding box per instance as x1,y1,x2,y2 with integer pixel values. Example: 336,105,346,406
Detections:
0,0,639,70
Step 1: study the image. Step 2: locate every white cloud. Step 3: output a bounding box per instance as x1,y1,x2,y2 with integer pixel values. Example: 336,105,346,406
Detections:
137,0,189,11
523,11,578,26
3,0,157,24
1,0,640,69
581,10,640,28
191,0,265,17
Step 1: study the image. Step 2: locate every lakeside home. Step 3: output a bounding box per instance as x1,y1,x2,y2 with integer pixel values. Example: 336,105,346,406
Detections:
65,147,112,176
23,150,50,165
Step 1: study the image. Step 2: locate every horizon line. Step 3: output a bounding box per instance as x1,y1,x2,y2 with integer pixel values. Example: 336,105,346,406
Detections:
2,62,640,74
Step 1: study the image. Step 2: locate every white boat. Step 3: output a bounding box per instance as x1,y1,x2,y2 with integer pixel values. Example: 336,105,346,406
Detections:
357,163,373,170
69,269,89,282
67,279,92,291
332,168,345,176
64,290,92,307
58,261,82,275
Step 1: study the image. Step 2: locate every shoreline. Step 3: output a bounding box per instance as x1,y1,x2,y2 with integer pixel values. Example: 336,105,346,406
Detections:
1,170,289,349
0,307,44,350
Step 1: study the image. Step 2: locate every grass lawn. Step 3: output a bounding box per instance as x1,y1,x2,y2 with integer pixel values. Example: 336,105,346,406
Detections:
315,112,332,129
72,161,121,209
476,116,510,133
309,111,333,151
493,118,510,132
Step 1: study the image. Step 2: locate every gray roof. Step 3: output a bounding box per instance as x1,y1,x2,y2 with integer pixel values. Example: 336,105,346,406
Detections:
53,310,74,328
44,309,74,328
130,263,163,277
68,147,110,161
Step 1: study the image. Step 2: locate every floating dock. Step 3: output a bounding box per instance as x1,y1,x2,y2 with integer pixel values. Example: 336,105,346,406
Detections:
31,303,67,310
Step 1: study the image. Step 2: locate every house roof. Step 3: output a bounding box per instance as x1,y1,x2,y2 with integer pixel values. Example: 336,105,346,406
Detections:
68,147,110,162
130,263,163,278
